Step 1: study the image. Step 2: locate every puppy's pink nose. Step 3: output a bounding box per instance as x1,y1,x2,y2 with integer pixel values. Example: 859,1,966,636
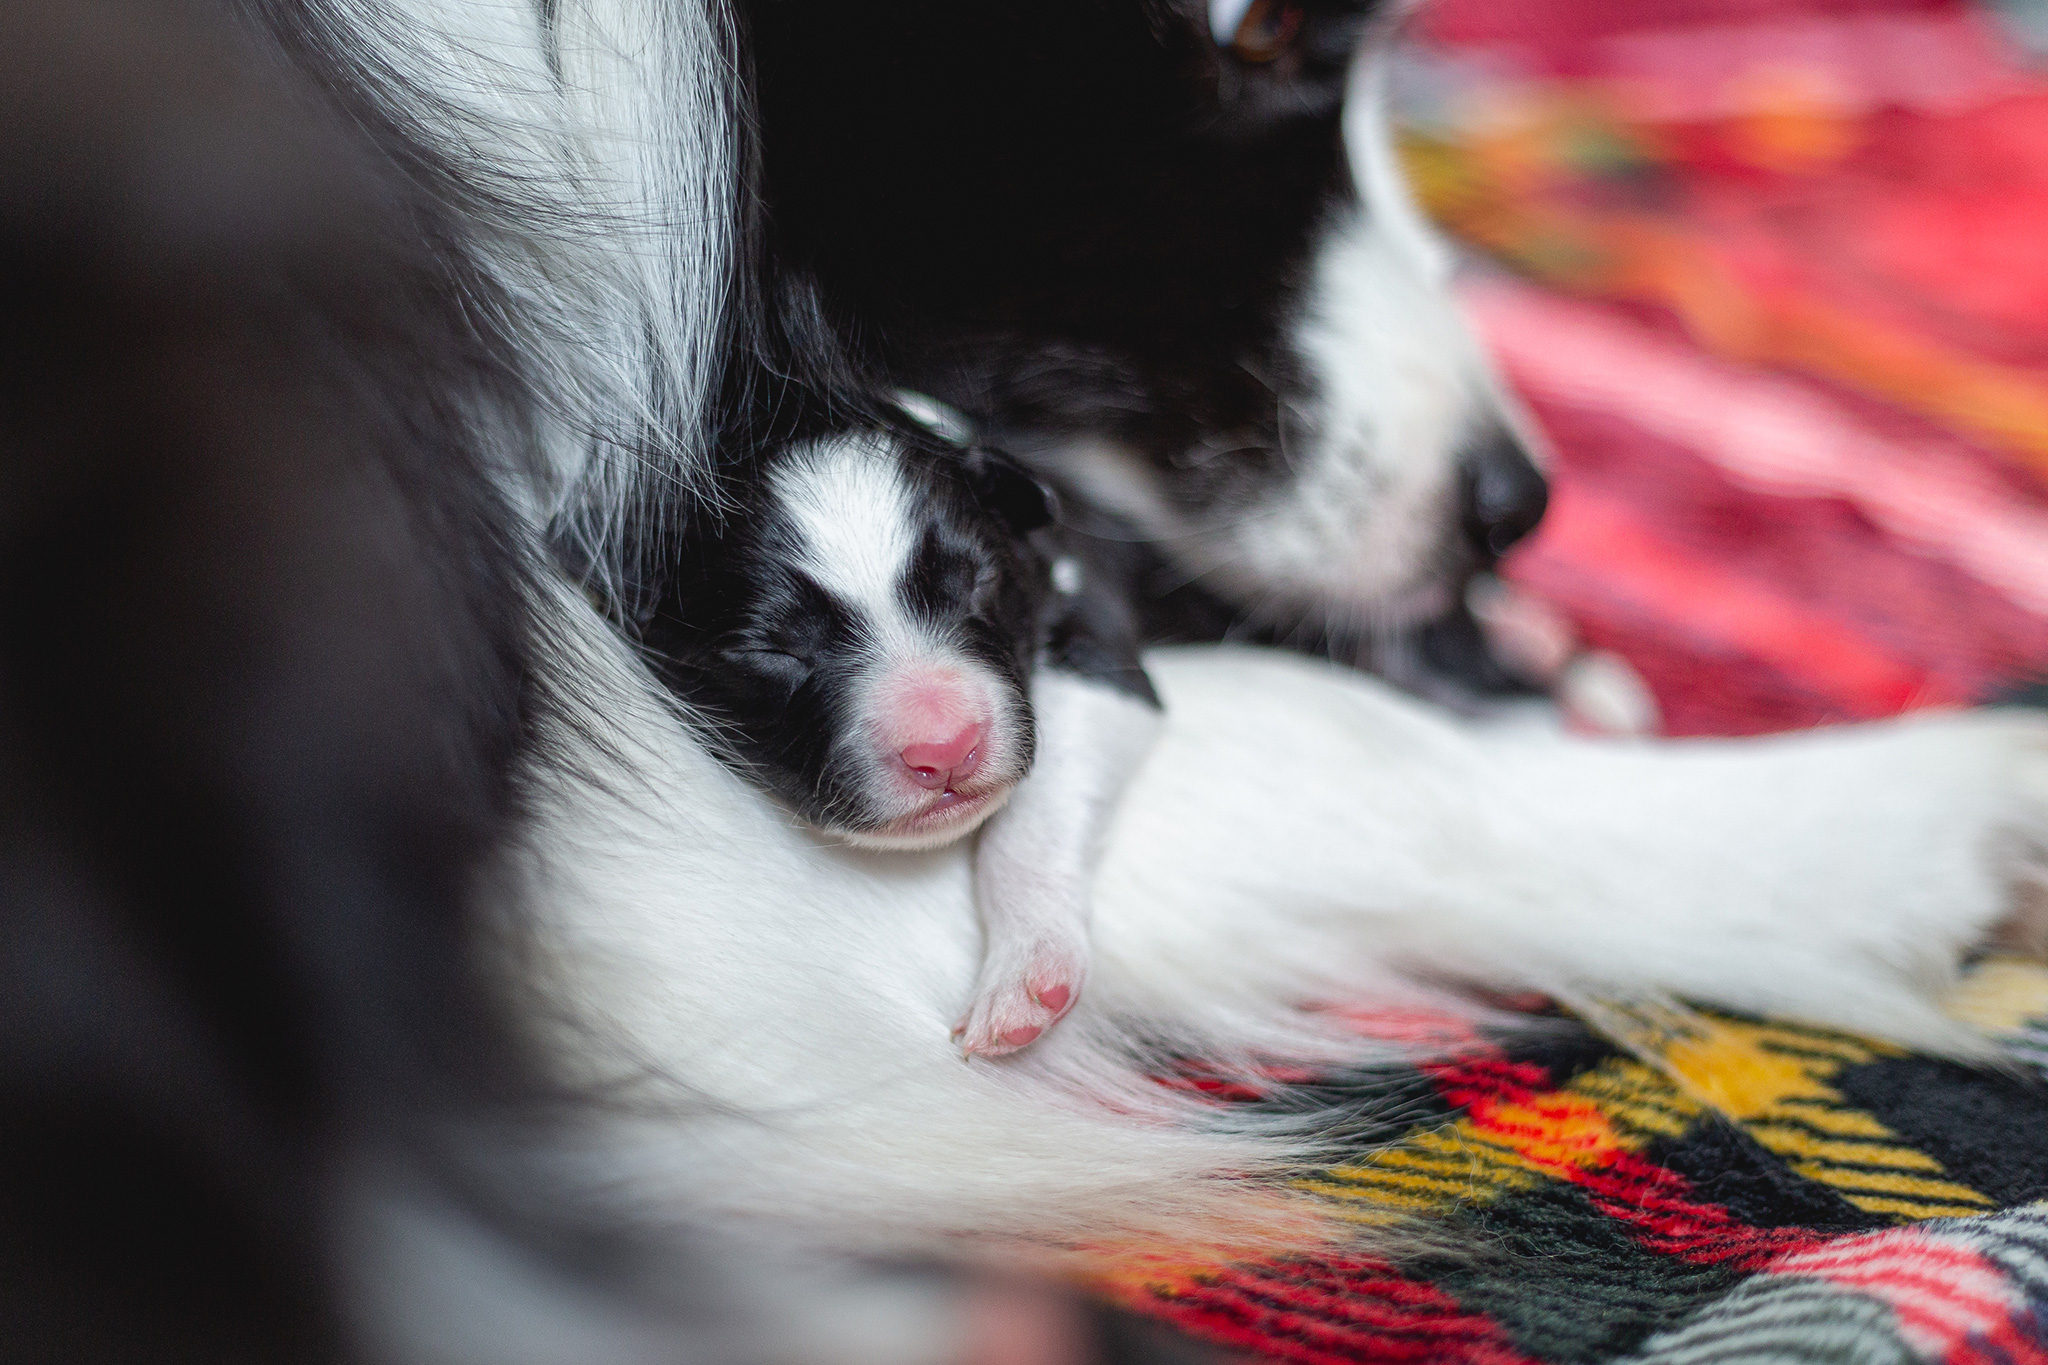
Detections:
900,723,986,789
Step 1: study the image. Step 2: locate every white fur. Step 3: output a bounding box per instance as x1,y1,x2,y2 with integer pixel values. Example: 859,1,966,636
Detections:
506,589,1307,1256
296,0,734,563
765,441,1165,1054
509,596,2048,1257
775,435,923,632
1032,208,1485,628
1094,652,2046,1056
339,1151,967,1365
1215,41,1495,627
1224,204,1480,625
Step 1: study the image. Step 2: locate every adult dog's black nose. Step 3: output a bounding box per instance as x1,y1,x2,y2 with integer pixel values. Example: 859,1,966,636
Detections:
1459,430,1549,562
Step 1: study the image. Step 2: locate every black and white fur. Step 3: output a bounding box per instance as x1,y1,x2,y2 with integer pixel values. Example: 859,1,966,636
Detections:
645,411,1163,1054
497,0,2048,1263
744,0,1551,697
15,0,2048,1358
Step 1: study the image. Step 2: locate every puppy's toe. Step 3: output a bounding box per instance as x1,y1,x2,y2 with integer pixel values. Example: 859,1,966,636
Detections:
953,955,1083,1059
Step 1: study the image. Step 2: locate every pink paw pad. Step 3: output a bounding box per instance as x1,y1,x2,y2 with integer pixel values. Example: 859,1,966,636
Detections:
1033,983,1071,1014
1000,1025,1042,1048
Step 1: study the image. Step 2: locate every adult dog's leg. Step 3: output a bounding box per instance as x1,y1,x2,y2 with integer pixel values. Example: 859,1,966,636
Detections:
1090,648,2047,1058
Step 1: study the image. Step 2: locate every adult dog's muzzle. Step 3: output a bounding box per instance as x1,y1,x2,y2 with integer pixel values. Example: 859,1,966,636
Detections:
1458,428,1550,563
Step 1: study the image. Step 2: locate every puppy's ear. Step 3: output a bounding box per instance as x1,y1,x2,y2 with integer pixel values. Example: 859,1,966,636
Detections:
887,389,1056,532
960,444,1057,534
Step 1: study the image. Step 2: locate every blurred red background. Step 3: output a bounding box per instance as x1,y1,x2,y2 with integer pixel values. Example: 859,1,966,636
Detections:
1402,0,2048,733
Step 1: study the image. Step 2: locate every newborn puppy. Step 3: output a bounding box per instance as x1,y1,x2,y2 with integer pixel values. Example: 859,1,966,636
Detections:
644,409,1161,1055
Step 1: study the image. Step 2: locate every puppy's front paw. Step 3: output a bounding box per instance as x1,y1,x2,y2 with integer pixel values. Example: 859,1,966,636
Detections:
952,940,1085,1059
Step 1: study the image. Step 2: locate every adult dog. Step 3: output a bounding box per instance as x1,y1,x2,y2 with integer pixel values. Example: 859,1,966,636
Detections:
745,0,1554,697
6,1,2046,1361
502,0,2048,1262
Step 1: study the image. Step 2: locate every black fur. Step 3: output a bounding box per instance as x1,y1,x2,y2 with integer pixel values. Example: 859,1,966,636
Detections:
0,0,547,1356
742,0,1550,702
746,0,1384,527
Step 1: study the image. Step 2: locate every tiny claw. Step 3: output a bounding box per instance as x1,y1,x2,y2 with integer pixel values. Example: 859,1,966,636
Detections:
1033,983,1071,1014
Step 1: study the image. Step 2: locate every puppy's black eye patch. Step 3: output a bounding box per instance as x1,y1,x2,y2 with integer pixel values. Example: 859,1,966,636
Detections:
905,526,984,618
739,570,852,664
718,647,813,699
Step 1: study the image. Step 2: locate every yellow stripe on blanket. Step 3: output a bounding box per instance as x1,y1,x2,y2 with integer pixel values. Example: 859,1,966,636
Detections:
1595,1006,1994,1221
1195,963,2047,1247
1302,1055,1699,1219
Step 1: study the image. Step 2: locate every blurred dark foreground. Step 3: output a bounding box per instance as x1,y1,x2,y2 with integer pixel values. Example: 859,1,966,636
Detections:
0,3,1222,1361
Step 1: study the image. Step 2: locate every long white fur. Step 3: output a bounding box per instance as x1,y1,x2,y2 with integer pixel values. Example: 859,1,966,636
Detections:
296,0,735,564
509,583,2048,1257
507,587,1314,1255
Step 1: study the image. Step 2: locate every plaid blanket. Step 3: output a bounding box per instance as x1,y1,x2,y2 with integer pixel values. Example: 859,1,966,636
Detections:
1103,983,2048,1363
1100,1,2048,1357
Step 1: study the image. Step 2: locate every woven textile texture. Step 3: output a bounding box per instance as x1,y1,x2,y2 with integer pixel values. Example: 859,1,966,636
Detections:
1096,1,2048,1358
1100,985,2048,1363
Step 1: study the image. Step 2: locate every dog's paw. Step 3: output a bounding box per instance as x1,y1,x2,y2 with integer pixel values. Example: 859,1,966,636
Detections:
1991,709,2048,956
952,938,1086,1059
1992,880,2048,959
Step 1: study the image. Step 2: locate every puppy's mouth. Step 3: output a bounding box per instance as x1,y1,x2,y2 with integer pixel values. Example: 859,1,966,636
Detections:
839,779,1017,852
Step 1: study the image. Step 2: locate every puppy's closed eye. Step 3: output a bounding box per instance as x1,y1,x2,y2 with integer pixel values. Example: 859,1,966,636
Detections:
906,528,995,619
721,646,813,699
